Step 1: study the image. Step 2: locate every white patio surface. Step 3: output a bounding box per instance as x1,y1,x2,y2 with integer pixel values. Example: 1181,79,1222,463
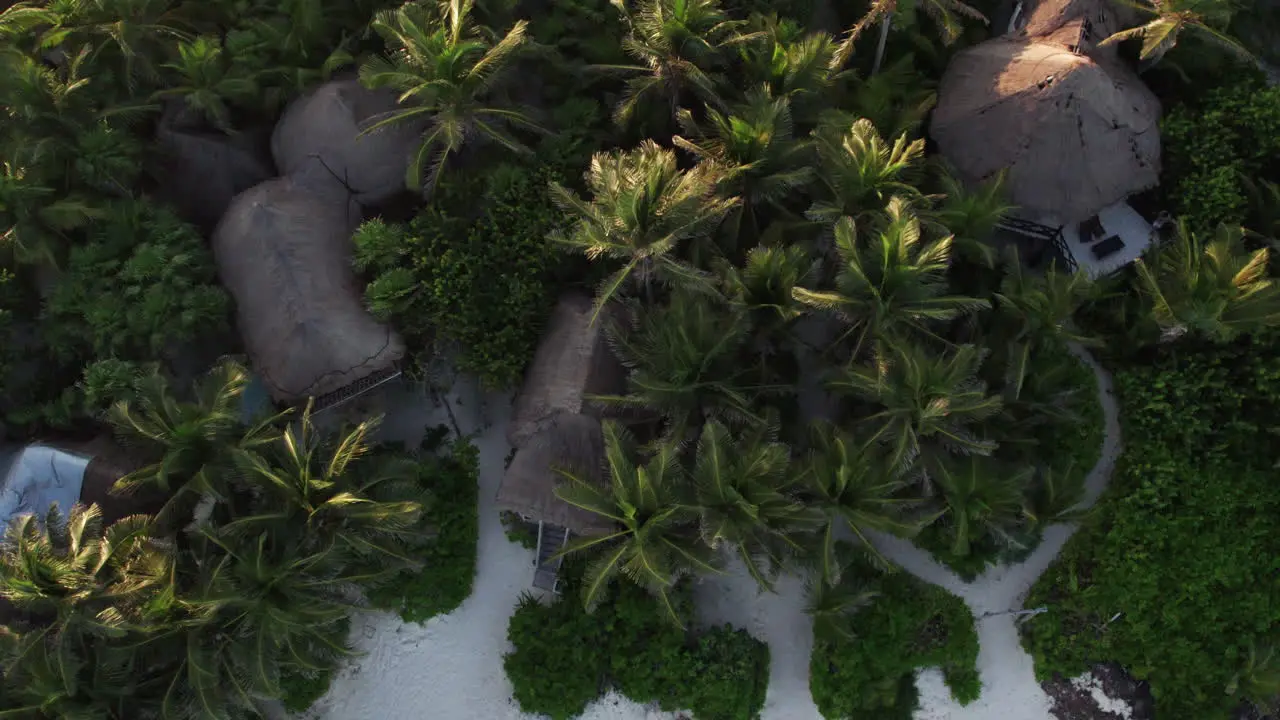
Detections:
1041,200,1156,278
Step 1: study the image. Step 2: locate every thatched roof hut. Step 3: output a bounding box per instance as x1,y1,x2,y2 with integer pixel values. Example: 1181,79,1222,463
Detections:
507,292,625,448
496,413,615,535
212,176,404,404
931,37,1161,223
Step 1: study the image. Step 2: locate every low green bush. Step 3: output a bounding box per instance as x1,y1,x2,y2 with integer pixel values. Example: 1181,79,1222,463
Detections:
1022,332,1280,718
356,165,566,389
810,567,979,720
1161,78,1280,232
366,437,479,624
505,575,770,720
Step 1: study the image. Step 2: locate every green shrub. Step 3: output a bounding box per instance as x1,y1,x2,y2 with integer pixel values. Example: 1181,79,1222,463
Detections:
1161,79,1280,232
356,165,566,388
366,438,479,624
43,198,230,362
278,617,348,713
505,576,771,720
1022,332,1280,719
811,567,979,720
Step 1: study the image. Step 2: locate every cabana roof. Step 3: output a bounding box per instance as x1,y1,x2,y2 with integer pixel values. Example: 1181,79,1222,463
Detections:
496,413,615,536
507,292,625,448
931,37,1161,223
212,176,404,404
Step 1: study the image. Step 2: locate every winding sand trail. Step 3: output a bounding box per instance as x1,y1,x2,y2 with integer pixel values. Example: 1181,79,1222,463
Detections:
308,344,1120,720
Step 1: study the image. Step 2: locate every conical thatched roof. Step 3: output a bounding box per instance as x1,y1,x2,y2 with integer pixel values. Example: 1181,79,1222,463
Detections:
496,413,616,535
507,292,625,448
212,176,404,404
931,38,1161,223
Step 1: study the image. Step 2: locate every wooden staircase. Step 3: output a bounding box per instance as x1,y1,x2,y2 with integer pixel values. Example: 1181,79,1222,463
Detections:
533,521,571,593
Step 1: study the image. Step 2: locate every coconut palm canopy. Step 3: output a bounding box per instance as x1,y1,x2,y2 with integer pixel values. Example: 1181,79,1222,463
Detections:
930,36,1161,223
212,176,404,404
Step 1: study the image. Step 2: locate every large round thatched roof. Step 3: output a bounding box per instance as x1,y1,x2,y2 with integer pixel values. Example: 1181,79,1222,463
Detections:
211,176,404,404
931,38,1161,223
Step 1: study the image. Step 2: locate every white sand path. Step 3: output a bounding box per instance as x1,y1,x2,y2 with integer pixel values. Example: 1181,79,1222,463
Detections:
310,343,1120,720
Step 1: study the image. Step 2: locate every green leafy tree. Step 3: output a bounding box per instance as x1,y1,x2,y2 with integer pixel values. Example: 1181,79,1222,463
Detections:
691,421,815,588
931,168,1013,269
550,141,737,319
792,205,988,355
602,290,763,441
799,422,923,576
0,162,99,268
606,0,750,127
720,244,817,346
1135,221,1280,342
552,421,717,625
803,561,879,640
58,0,194,91
807,118,925,224
1227,638,1280,715
1102,0,1250,65
1022,464,1089,531
733,15,840,123
360,0,542,193
830,342,1002,471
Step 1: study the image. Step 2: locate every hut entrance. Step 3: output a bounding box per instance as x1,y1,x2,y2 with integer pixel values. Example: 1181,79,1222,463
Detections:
533,521,572,593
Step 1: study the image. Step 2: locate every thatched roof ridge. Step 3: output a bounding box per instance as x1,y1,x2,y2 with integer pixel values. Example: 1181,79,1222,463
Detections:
212,176,404,404
496,413,615,535
508,292,625,448
931,38,1161,223
1016,0,1134,47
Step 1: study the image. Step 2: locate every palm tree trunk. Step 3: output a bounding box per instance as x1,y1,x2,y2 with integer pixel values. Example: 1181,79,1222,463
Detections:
872,13,893,75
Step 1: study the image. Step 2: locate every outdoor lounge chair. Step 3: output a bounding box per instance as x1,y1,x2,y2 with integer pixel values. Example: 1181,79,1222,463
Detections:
1078,215,1105,242
1092,235,1124,260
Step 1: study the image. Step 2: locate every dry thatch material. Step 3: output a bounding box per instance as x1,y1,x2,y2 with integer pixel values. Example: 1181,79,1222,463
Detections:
271,78,424,207
496,413,615,535
931,38,1161,223
1016,0,1134,45
507,292,625,448
212,176,404,404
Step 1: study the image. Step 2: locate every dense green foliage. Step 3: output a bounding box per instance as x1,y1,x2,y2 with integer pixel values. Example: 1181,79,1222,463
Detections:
810,563,980,720
1161,78,1280,232
1022,332,1280,718
355,165,566,388
367,435,480,623
505,572,769,720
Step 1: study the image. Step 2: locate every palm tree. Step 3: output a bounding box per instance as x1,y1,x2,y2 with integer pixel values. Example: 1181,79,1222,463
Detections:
803,554,879,639
0,505,173,718
833,57,937,140
1022,464,1089,532
108,359,283,527
720,244,817,344
691,421,816,588
0,505,169,635
928,456,1028,557
222,405,430,572
807,118,925,225
550,141,737,321
930,168,1014,270
792,204,989,355
552,421,717,625
605,0,750,128
799,421,924,576
732,16,840,123
1227,638,1280,715
835,0,987,74
1102,0,1251,66
0,162,101,268
59,0,194,91
673,89,814,243
152,35,259,133
992,258,1097,393
830,342,1003,471
360,0,543,193
601,290,764,441
1134,221,1280,342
